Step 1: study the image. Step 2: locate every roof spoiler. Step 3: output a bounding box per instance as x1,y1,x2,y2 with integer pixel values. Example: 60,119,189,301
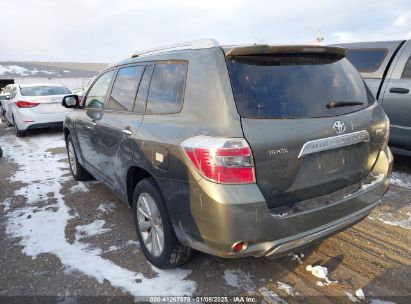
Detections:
225,45,347,57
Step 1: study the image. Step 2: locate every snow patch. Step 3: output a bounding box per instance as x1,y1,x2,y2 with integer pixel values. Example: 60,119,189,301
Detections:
0,133,196,296
345,292,359,302
0,65,30,75
1,198,13,211
223,269,255,290
259,287,287,304
277,282,299,296
355,289,365,300
5,133,67,205
306,265,338,286
379,213,411,230
108,245,120,252
127,240,140,247
97,202,116,213
75,220,110,240
390,172,411,189
369,213,411,230
306,265,328,279
69,182,89,194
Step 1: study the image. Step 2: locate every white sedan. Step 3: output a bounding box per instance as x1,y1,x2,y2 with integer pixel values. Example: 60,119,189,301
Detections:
4,83,72,136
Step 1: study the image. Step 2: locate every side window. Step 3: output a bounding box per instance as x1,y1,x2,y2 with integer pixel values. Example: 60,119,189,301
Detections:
108,65,145,111
146,61,188,114
401,55,411,79
346,49,387,73
84,70,115,109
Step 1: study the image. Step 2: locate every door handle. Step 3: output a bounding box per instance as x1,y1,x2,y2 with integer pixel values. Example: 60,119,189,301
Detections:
122,129,133,135
389,87,409,94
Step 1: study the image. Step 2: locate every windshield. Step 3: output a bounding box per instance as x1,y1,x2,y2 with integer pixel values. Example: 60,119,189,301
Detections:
226,54,374,119
345,49,387,73
20,86,71,96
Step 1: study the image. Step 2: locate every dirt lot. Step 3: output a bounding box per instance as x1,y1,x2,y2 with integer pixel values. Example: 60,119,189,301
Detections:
0,124,410,304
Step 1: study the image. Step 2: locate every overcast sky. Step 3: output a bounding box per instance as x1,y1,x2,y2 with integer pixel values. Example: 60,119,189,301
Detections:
1,0,410,63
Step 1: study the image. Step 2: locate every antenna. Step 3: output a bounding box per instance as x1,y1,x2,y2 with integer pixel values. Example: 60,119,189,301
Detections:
316,30,325,45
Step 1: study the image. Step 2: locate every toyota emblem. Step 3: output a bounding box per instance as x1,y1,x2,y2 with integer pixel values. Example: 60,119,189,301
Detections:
333,120,346,134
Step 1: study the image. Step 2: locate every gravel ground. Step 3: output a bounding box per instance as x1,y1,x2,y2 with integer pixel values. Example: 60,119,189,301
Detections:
0,124,410,304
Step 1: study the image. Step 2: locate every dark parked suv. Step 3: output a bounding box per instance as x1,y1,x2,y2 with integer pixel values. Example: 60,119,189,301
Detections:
62,39,393,268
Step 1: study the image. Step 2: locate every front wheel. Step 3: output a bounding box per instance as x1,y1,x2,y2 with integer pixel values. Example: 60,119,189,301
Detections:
66,134,93,181
133,178,192,268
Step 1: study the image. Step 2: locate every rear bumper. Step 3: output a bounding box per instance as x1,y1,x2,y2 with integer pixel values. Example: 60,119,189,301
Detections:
26,122,63,130
168,146,393,258
14,109,68,131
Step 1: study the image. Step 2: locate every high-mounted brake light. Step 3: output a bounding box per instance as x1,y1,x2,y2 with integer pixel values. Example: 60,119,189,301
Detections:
181,136,255,184
16,101,40,108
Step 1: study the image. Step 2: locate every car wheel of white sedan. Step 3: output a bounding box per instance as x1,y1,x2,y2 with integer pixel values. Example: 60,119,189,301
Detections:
13,116,26,137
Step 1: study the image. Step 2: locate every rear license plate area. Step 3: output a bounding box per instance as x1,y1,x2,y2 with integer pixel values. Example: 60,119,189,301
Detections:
48,103,60,110
317,150,348,174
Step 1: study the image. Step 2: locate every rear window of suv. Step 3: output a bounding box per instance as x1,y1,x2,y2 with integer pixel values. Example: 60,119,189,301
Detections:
20,86,71,96
226,54,374,119
345,49,387,73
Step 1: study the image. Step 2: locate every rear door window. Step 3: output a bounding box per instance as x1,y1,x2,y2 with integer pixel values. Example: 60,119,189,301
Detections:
401,55,411,79
345,49,387,73
84,70,115,109
108,65,145,111
226,54,374,119
146,61,188,114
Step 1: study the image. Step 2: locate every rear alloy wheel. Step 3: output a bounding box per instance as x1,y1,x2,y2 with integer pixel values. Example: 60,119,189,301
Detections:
66,134,93,181
137,193,164,257
13,117,26,137
133,178,192,268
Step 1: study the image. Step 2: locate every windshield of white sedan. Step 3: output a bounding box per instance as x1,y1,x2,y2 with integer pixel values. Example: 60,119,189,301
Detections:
20,86,71,96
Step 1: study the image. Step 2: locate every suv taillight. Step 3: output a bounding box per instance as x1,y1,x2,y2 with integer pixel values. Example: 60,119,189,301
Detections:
181,136,255,184
382,115,390,150
16,101,39,108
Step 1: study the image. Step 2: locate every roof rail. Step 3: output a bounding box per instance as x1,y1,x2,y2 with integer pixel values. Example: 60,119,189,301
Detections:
131,38,220,58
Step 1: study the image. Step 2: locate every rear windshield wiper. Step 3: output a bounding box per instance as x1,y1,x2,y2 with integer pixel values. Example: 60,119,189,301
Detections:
326,100,364,108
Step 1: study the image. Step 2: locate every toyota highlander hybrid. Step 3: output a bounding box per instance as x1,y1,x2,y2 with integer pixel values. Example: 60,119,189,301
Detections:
61,39,393,268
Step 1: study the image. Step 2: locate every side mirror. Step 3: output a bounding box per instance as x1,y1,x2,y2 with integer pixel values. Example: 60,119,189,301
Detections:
6,95,10,100
62,95,80,108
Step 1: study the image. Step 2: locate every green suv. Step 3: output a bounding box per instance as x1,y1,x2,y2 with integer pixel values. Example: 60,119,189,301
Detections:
62,39,393,268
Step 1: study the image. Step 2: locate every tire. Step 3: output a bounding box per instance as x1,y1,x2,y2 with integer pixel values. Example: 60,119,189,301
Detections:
4,117,12,127
13,117,26,137
133,178,192,268
66,134,93,181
